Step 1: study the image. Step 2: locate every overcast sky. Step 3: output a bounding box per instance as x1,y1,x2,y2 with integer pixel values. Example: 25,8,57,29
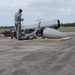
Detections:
0,0,75,26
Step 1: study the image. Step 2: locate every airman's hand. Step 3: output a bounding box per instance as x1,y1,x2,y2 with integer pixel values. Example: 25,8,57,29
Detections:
22,18,24,21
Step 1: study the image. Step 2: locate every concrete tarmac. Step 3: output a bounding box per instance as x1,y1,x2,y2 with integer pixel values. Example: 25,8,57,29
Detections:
0,32,75,75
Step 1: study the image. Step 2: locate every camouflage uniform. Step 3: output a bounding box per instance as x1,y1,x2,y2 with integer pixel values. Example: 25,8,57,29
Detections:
14,12,22,40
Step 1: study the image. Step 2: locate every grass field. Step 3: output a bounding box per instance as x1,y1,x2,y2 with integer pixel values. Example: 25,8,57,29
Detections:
0,27,75,34
0,28,11,34
58,27,75,32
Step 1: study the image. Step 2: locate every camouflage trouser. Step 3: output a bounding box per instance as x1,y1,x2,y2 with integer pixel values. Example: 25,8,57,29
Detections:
11,31,13,39
15,23,21,40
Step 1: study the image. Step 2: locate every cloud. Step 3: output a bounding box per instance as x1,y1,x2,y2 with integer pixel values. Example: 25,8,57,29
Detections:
0,0,75,26
0,0,29,14
59,8,72,15
0,0,75,15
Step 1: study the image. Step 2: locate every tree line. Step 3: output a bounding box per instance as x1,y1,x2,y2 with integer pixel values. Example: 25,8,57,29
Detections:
61,23,75,27
0,26,14,29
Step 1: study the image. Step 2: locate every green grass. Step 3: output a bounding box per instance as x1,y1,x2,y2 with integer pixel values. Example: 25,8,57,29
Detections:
58,27,75,32
0,28,10,34
0,27,75,34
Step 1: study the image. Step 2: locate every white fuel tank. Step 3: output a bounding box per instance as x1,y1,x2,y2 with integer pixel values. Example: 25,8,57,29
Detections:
43,28,67,38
